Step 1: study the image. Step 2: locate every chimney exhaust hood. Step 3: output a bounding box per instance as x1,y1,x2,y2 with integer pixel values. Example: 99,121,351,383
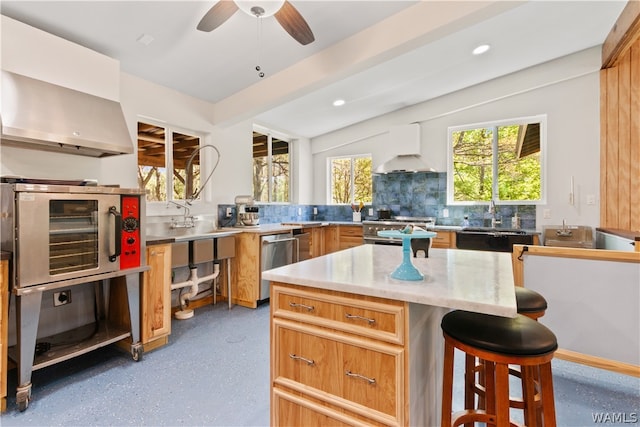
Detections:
1,71,133,157
374,124,435,174
374,154,435,174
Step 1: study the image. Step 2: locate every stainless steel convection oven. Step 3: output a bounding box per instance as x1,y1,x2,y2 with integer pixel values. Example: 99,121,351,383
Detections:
0,179,149,411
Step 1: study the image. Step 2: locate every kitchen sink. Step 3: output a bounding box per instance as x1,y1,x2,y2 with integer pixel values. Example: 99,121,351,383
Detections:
456,228,534,252
543,225,593,248
146,219,239,242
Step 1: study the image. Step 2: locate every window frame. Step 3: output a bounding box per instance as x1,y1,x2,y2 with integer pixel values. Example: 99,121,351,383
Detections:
252,125,292,204
137,119,206,214
326,153,373,205
446,114,547,206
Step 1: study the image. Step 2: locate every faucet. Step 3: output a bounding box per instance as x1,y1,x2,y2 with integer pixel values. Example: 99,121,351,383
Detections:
166,144,221,229
184,144,221,204
168,200,195,229
489,199,501,228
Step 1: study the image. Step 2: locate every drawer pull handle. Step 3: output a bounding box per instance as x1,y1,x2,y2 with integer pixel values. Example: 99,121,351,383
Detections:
345,370,376,385
345,313,375,324
289,353,315,366
289,302,315,312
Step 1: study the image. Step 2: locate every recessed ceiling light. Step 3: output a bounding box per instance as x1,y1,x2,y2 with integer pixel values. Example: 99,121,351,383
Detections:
472,44,490,55
333,99,345,107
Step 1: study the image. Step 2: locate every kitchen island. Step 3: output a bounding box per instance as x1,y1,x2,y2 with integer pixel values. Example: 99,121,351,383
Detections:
262,245,517,426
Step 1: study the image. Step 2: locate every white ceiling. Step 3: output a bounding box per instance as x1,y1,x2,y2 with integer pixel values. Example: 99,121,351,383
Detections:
0,1,627,138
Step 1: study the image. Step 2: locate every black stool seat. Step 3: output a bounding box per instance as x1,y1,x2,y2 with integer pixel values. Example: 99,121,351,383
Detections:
441,310,557,356
515,287,547,314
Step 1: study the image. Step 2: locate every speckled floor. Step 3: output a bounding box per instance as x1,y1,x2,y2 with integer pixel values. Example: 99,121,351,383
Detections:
1,302,638,426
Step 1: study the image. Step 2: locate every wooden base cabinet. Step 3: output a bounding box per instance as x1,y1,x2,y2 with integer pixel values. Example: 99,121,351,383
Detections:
271,282,446,426
431,230,455,249
141,243,171,351
324,225,364,254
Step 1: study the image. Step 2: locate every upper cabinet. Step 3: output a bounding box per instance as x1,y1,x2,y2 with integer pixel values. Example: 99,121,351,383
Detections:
600,2,640,231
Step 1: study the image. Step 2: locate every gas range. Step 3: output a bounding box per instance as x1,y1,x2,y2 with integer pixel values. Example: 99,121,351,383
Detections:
363,216,436,245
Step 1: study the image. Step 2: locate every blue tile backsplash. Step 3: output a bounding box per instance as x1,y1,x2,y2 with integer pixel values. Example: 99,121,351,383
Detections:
218,172,537,230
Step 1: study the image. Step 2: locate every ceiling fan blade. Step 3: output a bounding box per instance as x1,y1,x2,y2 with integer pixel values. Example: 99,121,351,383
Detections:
197,1,239,32
275,1,315,45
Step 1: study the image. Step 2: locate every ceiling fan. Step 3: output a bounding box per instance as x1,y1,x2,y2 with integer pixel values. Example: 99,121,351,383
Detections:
197,0,315,46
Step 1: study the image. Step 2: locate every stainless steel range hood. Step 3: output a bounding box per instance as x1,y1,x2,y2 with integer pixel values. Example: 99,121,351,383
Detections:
374,154,436,174
1,71,133,157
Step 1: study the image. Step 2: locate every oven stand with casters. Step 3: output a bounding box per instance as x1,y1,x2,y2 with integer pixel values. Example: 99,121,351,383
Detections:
11,266,149,412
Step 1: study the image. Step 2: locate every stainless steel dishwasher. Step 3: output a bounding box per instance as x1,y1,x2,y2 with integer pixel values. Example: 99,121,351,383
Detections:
260,232,296,301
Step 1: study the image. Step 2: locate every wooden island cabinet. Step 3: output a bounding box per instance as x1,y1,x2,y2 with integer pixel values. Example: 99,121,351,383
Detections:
264,245,517,426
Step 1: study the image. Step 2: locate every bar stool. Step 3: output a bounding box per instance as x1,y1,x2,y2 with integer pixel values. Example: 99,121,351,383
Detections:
441,310,558,427
515,287,548,320
473,287,549,412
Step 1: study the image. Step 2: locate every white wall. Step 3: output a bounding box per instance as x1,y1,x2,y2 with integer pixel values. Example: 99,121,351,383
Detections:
113,73,256,217
0,17,278,217
311,47,602,229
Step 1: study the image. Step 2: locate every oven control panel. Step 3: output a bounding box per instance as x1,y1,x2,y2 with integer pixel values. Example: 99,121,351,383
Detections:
120,195,141,269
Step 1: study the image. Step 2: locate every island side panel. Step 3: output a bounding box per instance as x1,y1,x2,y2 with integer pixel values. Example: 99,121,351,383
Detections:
408,302,449,427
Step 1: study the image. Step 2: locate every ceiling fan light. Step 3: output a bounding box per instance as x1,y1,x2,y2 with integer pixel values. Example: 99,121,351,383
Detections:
235,0,285,18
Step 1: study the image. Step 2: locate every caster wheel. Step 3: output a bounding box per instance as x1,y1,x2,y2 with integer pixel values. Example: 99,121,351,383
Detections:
132,346,143,362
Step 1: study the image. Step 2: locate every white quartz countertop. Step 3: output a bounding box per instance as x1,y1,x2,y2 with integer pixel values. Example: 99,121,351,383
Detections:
262,245,517,317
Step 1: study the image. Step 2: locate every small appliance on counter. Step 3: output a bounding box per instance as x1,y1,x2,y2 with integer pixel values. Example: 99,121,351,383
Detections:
235,195,260,227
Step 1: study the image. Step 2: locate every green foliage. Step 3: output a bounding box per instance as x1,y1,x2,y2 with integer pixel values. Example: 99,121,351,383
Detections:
331,156,372,204
452,124,541,202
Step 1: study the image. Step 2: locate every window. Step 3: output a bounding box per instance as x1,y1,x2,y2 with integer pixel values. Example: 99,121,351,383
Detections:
253,129,290,203
328,155,373,204
137,121,202,203
447,115,545,205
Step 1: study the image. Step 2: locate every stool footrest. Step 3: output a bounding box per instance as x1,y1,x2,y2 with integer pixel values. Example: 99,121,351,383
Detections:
452,409,524,427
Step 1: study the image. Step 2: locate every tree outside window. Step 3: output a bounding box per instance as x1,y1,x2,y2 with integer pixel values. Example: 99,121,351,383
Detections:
329,155,372,204
448,115,545,204
253,130,290,203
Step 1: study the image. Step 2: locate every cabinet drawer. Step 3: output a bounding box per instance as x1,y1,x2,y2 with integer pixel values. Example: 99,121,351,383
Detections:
272,284,405,345
273,319,404,425
339,237,363,249
431,231,453,248
339,225,363,237
273,388,388,427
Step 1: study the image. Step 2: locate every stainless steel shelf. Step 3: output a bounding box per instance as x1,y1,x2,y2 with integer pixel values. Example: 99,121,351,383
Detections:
9,322,131,371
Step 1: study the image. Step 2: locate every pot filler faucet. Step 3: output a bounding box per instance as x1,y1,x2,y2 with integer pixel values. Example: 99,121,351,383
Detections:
168,144,221,229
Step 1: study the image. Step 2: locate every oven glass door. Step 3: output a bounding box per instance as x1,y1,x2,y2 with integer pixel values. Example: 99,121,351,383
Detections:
16,192,122,287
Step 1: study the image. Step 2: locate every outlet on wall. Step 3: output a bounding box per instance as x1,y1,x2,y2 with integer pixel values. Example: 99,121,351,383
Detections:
543,209,551,219
298,208,302,216
53,290,71,307
368,208,374,217
225,207,232,218
313,207,318,215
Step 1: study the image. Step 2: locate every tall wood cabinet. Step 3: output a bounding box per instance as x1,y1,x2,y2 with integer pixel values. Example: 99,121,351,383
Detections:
141,243,171,351
600,2,640,231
